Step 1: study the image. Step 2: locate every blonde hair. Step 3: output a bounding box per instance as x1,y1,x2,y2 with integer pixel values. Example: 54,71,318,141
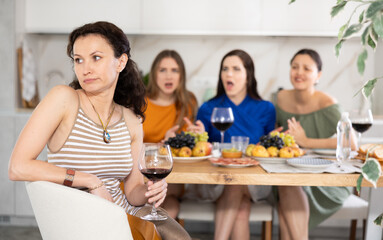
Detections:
147,50,197,127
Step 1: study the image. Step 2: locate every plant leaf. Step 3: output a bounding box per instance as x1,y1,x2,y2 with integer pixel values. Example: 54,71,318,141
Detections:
367,33,377,50
331,1,347,18
363,78,378,98
361,25,370,45
373,15,383,38
366,0,383,18
356,174,363,194
361,158,382,188
289,0,296,4
343,23,363,38
359,10,365,23
335,40,344,57
375,214,383,226
338,24,348,40
357,49,368,75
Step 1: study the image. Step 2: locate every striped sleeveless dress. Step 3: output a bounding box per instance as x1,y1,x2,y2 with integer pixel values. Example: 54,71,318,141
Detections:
48,107,141,215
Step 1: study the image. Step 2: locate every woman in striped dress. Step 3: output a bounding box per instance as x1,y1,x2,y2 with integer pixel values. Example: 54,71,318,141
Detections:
8,21,190,240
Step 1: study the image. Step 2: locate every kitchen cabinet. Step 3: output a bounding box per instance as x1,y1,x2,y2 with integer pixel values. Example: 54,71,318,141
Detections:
25,0,141,33
141,0,262,35
24,0,356,37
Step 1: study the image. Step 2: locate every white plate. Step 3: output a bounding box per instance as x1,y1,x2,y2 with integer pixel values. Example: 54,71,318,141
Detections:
251,156,287,164
210,162,256,168
172,155,212,163
312,149,336,156
208,157,259,168
287,158,335,169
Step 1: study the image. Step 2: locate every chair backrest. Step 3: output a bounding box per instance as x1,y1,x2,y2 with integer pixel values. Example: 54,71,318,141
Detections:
25,181,133,240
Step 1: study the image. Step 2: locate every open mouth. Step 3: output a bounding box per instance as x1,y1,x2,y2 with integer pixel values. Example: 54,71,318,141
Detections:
225,81,234,89
164,82,173,89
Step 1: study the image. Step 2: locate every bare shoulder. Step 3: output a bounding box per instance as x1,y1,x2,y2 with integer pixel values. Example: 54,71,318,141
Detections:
122,107,143,142
276,89,294,106
43,85,78,106
316,91,338,108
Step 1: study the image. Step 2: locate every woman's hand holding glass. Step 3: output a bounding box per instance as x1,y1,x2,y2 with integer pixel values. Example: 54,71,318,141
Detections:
145,179,168,208
139,143,173,221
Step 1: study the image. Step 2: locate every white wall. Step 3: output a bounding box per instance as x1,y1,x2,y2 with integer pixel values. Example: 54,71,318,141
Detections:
27,34,376,114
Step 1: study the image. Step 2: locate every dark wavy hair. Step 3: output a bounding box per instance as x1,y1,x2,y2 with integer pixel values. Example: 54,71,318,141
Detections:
290,48,322,72
147,50,197,126
214,49,262,101
67,21,146,121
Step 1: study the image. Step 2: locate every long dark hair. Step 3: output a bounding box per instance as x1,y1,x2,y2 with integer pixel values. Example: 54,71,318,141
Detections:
147,50,197,126
214,49,262,100
67,21,146,121
290,48,322,72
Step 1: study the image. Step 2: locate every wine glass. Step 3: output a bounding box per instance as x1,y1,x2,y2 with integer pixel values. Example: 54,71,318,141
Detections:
138,143,173,221
349,108,373,149
211,107,234,143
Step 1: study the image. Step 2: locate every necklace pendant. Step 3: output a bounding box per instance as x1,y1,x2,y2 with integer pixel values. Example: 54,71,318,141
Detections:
103,130,111,143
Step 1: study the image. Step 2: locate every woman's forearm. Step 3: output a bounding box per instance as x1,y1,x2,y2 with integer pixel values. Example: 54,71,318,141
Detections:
9,158,100,189
301,137,337,149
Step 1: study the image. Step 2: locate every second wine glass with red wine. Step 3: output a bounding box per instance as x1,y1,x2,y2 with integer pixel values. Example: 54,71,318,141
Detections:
139,143,173,221
349,108,373,148
211,107,234,143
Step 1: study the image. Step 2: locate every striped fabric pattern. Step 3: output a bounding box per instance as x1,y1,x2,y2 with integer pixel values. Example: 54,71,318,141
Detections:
48,108,140,215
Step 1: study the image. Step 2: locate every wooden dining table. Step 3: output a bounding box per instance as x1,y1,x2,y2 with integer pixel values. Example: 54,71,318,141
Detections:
167,160,383,239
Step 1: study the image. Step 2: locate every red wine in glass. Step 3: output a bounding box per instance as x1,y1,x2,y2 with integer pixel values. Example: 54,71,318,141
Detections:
212,122,234,132
351,123,372,133
211,107,234,143
140,168,172,181
349,108,373,148
139,143,173,221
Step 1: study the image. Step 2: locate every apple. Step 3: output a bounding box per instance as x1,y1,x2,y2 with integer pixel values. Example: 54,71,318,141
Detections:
279,147,294,158
192,142,212,157
178,146,192,157
158,146,169,155
245,144,256,156
171,147,181,157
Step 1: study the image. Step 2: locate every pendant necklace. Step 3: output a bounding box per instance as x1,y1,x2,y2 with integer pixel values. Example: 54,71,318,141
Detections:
87,97,115,143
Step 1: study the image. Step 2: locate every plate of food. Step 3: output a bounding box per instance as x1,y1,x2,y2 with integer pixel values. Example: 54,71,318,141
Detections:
250,156,288,164
312,149,336,156
208,157,259,168
172,155,212,163
246,144,305,164
287,158,335,169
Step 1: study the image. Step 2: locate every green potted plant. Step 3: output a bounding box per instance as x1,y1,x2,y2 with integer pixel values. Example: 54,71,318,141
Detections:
290,0,383,226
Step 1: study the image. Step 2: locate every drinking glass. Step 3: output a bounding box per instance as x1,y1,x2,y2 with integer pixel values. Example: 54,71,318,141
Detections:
349,108,373,148
138,143,173,221
211,107,234,143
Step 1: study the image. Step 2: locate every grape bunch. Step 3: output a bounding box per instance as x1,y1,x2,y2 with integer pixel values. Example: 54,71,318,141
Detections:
259,134,284,149
165,132,196,149
184,131,209,142
270,131,296,147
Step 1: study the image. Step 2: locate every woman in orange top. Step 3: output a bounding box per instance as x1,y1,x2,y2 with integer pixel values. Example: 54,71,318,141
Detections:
143,49,204,218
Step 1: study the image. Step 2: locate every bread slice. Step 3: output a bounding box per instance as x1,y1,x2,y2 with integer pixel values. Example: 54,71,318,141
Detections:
357,143,383,161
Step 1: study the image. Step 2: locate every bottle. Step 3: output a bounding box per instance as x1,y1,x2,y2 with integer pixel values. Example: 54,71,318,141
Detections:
336,112,352,163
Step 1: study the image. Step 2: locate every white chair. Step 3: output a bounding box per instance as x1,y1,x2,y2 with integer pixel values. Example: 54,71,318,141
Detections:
25,181,133,240
178,200,273,240
325,191,368,240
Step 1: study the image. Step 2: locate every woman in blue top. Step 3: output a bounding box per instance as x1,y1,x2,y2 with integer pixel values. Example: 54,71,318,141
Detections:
194,49,275,240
